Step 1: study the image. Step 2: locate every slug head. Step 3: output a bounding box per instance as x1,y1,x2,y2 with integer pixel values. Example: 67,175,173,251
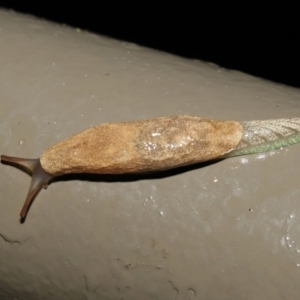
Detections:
1,155,53,219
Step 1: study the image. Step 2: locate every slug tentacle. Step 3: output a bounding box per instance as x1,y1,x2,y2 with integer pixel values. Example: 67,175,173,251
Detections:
0,155,53,218
225,118,300,157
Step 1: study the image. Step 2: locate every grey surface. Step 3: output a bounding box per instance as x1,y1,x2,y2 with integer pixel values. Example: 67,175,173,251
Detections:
1,8,300,300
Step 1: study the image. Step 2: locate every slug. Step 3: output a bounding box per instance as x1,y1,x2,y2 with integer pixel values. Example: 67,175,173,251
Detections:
1,115,300,218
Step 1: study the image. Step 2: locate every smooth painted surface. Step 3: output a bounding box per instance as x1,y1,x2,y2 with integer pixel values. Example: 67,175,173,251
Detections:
1,8,300,300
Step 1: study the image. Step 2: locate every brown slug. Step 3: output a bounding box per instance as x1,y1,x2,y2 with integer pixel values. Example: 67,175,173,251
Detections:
1,115,300,218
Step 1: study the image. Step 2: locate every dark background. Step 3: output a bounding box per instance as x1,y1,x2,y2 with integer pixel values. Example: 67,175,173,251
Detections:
0,3,299,88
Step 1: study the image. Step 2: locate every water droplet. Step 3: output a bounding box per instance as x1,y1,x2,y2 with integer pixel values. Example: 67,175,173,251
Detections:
241,157,248,164
257,153,266,160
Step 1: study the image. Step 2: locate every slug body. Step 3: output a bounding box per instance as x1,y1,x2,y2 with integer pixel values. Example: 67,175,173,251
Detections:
40,116,242,175
1,115,300,218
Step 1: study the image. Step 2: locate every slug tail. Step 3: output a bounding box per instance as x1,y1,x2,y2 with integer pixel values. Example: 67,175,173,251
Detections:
225,118,300,157
1,155,53,218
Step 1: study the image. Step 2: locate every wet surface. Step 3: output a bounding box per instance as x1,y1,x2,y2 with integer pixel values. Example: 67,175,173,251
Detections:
1,8,300,300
